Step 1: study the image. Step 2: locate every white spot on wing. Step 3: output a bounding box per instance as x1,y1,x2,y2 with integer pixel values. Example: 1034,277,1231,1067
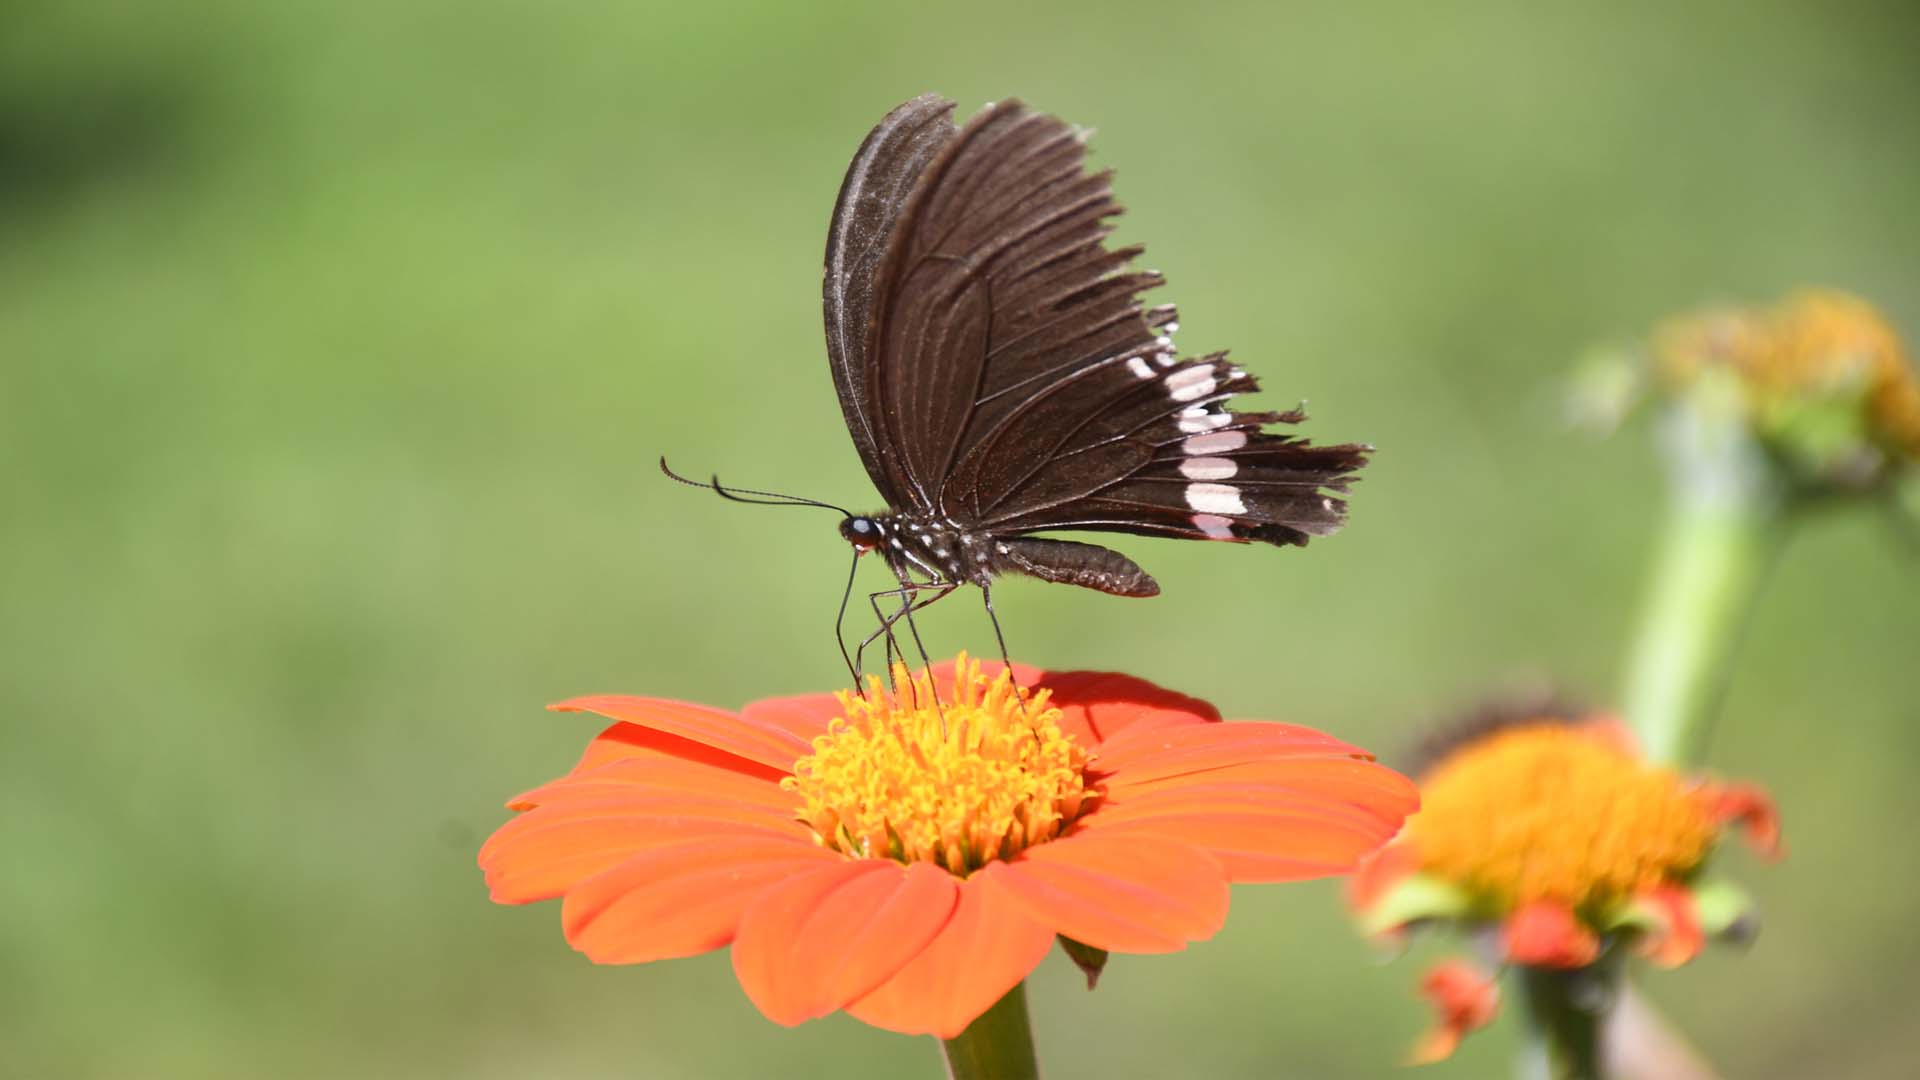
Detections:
1191,513,1236,539
1166,365,1217,403
1185,482,1246,515
1127,356,1154,380
1179,456,1237,480
1177,406,1232,434
1183,430,1248,454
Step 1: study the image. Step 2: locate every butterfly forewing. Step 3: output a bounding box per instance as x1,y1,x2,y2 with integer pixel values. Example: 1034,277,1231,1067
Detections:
823,93,956,512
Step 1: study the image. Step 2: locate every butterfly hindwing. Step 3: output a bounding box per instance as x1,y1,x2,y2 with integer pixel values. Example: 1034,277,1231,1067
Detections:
988,358,1368,544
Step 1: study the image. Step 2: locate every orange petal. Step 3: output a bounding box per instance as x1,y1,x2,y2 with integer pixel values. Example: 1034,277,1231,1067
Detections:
480,791,811,903
1503,900,1600,968
846,865,1056,1038
1091,722,1380,785
551,696,811,776
1077,806,1394,881
740,692,845,743
1033,669,1219,746
1348,842,1423,913
731,860,960,1026
1099,758,1419,831
510,755,796,813
984,833,1229,953
559,835,841,963
1701,781,1783,859
1634,884,1705,968
554,720,794,783
1408,959,1500,1065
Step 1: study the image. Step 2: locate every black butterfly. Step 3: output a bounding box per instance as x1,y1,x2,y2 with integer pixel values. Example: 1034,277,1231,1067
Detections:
668,94,1367,679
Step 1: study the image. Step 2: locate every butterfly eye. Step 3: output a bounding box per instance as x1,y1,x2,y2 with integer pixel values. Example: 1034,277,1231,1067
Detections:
840,516,881,550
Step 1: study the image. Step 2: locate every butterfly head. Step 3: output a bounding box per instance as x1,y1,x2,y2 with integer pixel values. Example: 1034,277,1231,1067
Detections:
839,515,884,552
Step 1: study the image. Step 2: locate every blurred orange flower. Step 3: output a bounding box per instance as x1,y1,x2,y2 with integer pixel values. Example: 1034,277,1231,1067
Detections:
1349,715,1778,1062
482,655,1417,1038
1653,288,1920,471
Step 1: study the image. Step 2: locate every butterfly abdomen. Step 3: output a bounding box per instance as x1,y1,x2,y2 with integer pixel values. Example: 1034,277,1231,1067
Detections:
989,537,1159,598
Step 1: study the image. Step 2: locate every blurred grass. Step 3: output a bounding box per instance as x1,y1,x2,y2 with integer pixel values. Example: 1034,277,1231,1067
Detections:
2,1,1917,1077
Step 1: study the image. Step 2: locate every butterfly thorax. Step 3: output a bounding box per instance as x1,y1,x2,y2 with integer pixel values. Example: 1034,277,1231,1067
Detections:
842,512,1161,598
844,513,992,587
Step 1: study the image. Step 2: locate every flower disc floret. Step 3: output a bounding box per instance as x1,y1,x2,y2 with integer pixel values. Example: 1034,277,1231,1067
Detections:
1411,722,1715,911
784,656,1095,872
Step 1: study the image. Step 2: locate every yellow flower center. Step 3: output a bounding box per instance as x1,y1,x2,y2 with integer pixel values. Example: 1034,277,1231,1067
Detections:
783,655,1096,873
1410,723,1716,912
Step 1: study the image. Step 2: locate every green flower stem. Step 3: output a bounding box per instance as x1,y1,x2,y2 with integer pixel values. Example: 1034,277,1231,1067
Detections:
1619,491,1782,764
941,982,1040,1080
1621,385,1788,765
1514,965,1611,1080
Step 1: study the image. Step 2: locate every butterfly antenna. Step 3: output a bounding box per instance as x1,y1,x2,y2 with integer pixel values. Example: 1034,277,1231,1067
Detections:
658,456,852,515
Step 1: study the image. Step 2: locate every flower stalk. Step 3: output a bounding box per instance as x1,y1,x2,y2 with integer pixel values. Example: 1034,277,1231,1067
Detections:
1620,373,1788,765
1514,962,1612,1080
940,982,1040,1080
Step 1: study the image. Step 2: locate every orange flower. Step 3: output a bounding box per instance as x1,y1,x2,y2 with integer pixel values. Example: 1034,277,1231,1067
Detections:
483,655,1417,1039
1349,714,1778,1062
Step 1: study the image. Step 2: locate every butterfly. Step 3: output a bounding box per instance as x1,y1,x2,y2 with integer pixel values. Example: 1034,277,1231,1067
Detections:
667,94,1368,680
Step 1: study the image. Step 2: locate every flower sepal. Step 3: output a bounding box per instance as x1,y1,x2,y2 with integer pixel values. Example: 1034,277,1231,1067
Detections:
1686,878,1761,943
1354,869,1472,941
1057,936,1109,990
1604,878,1760,960
1762,378,1885,487
1606,885,1703,967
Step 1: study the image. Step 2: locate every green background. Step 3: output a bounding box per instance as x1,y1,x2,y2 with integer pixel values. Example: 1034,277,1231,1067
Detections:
5,2,1916,1077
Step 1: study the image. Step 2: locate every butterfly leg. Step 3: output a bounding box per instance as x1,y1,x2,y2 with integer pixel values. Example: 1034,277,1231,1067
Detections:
859,575,924,682
858,587,912,685
895,580,955,707
855,580,957,688
866,580,957,714
979,583,1030,716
